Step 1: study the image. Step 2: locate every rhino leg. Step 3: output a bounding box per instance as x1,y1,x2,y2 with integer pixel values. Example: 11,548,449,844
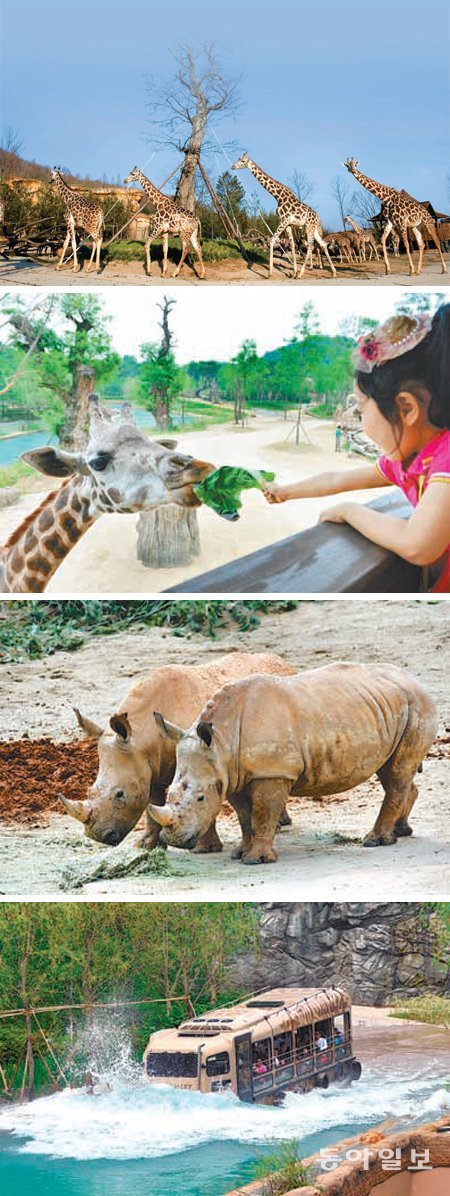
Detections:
277,806,292,830
138,793,166,850
364,704,432,847
229,792,253,860
192,820,223,853
242,779,290,865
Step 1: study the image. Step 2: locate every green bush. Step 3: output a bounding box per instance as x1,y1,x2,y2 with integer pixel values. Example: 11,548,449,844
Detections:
390,995,450,1026
103,238,267,265
254,1140,310,1193
0,459,33,488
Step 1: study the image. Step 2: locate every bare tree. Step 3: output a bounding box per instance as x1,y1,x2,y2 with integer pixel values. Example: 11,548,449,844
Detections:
145,44,241,212
350,187,380,227
330,174,352,229
0,126,24,179
289,170,316,204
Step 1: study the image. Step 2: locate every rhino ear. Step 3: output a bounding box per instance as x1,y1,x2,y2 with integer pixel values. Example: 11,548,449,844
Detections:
154,712,185,744
196,721,214,748
110,713,132,744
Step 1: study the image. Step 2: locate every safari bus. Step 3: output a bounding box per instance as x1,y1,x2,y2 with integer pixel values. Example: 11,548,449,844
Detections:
143,986,362,1103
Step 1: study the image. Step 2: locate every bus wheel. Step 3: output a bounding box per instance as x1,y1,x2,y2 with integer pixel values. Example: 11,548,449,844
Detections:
351,1060,362,1081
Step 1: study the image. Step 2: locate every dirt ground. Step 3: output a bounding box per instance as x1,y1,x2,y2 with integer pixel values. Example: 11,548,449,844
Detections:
0,249,448,286
1,601,448,899
0,414,391,595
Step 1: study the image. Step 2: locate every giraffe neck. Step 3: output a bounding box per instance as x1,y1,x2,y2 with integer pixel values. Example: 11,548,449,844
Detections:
132,169,166,207
53,173,75,205
348,217,362,232
245,158,290,202
2,477,99,593
351,167,394,202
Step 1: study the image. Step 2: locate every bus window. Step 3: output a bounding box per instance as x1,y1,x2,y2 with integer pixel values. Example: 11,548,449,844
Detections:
252,1037,272,1083
206,1052,230,1077
146,1051,198,1079
273,1032,294,1084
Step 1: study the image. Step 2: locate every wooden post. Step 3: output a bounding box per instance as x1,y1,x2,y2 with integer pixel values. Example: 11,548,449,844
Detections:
198,160,251,263
136,504,201,568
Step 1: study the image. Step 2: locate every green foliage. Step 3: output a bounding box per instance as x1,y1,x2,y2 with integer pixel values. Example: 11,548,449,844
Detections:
103,237,266,264
0,599,297,661
253,1140,310,1193
0,459,33,488
390,995,450,1026
0,903,258,1095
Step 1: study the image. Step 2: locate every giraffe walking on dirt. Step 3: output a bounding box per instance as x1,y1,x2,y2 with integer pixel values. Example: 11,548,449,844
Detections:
342,159,447,275
232,152,337,278
124,166,205,278
344,215,380,261
51,169,104,273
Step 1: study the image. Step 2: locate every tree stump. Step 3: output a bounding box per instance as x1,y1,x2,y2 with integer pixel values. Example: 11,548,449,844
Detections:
136,504,201,568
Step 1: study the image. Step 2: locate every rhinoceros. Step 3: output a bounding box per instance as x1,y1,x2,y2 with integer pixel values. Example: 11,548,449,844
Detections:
60,651,296,847
149,662,438,864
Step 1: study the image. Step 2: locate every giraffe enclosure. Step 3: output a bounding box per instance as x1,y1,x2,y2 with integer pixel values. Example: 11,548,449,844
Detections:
0,602,448,898
0,250,447,286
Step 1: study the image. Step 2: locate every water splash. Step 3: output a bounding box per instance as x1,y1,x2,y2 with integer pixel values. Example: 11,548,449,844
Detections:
0,1060,447,1161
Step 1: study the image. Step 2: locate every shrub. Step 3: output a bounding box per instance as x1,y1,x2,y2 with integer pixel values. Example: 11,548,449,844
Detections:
254,1140,310,1193
390,995,450,1026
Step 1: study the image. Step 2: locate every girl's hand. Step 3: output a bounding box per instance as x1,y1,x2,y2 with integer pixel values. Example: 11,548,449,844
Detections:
319,502,354,524
261,482,289,504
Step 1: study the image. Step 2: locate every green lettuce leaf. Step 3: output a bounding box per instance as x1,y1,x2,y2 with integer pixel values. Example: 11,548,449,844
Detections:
194,466,275,520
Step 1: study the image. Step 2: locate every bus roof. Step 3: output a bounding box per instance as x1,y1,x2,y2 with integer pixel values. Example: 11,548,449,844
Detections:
147,987,351,1051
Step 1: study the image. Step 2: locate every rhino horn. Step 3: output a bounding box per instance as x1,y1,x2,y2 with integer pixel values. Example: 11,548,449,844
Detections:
58,793,93,824
147,803,175,829
74,708,103,739
154,712,185,743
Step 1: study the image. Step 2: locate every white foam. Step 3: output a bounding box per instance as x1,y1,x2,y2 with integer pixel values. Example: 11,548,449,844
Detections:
0,1061,447,1161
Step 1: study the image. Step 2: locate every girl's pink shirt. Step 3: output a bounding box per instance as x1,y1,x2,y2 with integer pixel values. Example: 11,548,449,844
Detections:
376,428,450,593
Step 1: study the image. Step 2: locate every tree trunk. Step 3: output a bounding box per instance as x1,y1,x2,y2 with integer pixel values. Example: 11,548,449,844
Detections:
136,504,201,567
59,364,96,450
19,918,35,1103
175,111,207,212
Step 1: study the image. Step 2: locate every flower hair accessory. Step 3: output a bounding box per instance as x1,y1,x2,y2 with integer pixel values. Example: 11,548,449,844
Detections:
354,313,433,374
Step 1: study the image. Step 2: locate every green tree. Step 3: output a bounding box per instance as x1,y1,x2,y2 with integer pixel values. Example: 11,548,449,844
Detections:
216,171,247,222
139,344,187,429
394,292,447,317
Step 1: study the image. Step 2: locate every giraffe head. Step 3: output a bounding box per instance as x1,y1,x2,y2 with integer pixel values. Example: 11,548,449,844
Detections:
21,397,213,512
123,167,141,185
232,152,251,170
342,158,359,174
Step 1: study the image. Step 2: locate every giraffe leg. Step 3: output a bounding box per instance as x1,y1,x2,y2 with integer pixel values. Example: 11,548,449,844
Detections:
313,231,337,277
412,225,424,275
69,218,79,272
190,229,205,279
286,226,298,277
96,238,102,271
145,228,159,276
381,220,393,274
160,233,169,277
56,226,71,271
173,237,190,278
85,240,97,274
426,224,448,274
401,226,415,275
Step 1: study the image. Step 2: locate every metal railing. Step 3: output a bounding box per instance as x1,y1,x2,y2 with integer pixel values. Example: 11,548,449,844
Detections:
168,493,421,594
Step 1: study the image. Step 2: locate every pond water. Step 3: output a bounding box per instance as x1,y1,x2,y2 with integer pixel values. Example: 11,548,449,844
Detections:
0,1060,447,1196
0,407,196,467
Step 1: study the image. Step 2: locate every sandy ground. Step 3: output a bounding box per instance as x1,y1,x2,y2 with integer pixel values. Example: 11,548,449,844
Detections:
1,601,448,899
0,414,391,594
0,252,448,287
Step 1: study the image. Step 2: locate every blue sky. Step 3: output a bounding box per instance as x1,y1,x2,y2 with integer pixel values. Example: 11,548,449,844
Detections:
1,0,449,227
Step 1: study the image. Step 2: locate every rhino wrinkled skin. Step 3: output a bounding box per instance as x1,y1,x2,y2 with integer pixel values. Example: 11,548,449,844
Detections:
151,663,438,864
62,652,296,847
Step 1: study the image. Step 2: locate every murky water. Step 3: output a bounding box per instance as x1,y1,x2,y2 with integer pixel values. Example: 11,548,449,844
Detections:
0,1055,448,1196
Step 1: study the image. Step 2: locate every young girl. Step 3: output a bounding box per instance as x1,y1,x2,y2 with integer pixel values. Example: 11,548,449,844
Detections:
262,305,450,592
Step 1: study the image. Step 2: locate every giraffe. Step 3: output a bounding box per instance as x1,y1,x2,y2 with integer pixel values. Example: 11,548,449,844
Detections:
124,167,205,278
342,159,447,275
0,397,212,594
50,169,104,273
232,152,337,278
325,231,358,264
344,215,380,261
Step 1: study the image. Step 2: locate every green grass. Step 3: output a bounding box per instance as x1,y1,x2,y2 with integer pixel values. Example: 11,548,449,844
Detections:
253,1141,310,1193
0,459,33,488
103,238,267,265
390,995,450,1026
0,599,297,662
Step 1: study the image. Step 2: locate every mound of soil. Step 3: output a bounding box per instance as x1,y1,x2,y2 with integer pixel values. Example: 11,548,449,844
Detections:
0,739,97,823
